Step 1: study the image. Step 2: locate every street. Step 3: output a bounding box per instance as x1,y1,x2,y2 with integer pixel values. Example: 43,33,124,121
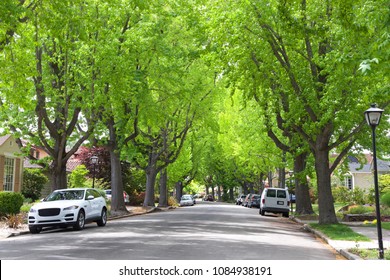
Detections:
0,201,340,260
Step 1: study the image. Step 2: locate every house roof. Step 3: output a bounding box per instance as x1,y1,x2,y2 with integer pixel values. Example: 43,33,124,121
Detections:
348,155,390,173
0,134,11,146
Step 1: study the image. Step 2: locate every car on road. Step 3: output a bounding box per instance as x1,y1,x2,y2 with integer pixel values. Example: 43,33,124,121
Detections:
105,189,130,203
259,188,290,218
236,194,247,205
28,188,107,234
180,195,195,206
248,194,261,208
203,194,214,201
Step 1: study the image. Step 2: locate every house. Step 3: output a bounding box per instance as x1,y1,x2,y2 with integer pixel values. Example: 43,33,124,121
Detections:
0,135,24,192
342,154,390,191
24,143,83,197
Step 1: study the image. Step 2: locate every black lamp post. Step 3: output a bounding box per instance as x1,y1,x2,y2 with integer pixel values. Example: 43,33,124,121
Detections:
364,104,384,260
90,155,99,189
288,171,294,214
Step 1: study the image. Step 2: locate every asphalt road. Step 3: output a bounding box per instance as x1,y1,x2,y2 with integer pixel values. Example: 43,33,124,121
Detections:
0,201,340,260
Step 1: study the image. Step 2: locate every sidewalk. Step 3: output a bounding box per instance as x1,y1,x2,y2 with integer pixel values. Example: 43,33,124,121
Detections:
293,217,390,260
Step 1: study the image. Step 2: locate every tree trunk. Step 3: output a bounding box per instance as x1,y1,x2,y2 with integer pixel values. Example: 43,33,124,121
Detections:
109,148,127,212
107,118,127,213
268,171,273,188
175,181,183,201
158,169,168,207
217,185,221,201
294,152,314,215
51,164,67,191
229,187,234,200
315,149,338,224
249,182,254,194
242,181,248,194
278,167,286,188
144,167,157,206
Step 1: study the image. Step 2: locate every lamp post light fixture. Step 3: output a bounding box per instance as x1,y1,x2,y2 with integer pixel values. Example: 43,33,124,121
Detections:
364,104,384,260
90,155,99,189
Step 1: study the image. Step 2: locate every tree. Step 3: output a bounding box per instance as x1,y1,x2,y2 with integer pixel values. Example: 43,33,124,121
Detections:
206,0,389,224
125,1,215,207
1,0,99,191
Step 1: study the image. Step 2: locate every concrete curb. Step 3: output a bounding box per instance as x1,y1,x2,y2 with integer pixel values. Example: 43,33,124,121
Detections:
292,217,363,260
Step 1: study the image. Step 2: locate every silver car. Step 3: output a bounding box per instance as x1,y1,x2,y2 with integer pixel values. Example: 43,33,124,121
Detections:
180,195,195,206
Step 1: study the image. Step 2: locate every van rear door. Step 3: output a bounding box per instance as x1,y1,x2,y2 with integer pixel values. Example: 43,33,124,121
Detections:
265,189,289,209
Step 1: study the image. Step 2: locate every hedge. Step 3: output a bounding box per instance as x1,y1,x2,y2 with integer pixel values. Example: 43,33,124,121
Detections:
0,192,24,216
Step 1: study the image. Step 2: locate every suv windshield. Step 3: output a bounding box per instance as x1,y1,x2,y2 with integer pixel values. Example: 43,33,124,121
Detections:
46,190,85,201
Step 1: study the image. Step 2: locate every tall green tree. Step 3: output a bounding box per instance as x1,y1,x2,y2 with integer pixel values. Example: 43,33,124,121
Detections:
206,0,389,223
1,0,99,190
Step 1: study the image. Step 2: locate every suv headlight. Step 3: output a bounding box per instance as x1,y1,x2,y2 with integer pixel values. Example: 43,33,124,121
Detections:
64,205,79,211
29,208,37,213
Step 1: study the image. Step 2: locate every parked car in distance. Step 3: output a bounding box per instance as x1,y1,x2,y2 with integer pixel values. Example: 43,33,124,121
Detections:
259,188,290,218
203,194,214,201
242,193,252,207
180,195,195,206
236,194,247,205
105,189,130,203
191,195,196,204
28,188,107,234
248,194,261,208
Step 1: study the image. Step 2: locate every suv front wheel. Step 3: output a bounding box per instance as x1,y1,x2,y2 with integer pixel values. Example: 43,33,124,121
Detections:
97,208,107,227
73,210,85,230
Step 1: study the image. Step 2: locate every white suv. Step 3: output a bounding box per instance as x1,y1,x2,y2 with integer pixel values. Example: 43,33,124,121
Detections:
28,188,107,233
259,188,290,218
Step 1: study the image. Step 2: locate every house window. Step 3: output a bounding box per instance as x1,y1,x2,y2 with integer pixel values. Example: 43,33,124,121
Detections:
344,176,353,190
3,158,15,191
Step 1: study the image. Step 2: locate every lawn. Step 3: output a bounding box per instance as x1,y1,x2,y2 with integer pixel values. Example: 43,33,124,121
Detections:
309,223,371,241
348,248,390,260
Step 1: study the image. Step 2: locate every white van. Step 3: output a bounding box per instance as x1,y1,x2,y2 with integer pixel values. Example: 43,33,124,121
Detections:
259,188,290,218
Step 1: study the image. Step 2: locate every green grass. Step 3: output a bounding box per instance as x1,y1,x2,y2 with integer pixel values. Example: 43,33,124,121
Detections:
309,223,371,241
349,248,390,260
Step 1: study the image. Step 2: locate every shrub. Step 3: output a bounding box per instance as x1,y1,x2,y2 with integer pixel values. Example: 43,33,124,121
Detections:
332,186,350,204
168,196,178,207
129,191,145,206
347,205,374,214
22,169,48,200
0,192,24,216
6,213,25,228
380,192,390,207
379,174,390,194
69,165,90,188
332,186,368,205
350,188,366,205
